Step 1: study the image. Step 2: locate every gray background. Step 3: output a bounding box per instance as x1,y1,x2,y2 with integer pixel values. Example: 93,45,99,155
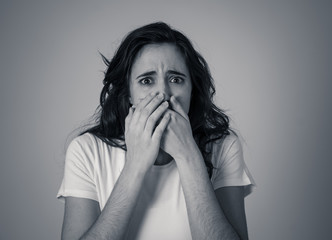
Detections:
1,1,331,239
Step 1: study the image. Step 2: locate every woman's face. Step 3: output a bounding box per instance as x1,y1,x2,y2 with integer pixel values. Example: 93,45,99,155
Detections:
129,43,192,114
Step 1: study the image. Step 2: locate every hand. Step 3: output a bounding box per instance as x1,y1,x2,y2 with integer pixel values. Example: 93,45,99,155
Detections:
161,96,198,161
125,92,170,173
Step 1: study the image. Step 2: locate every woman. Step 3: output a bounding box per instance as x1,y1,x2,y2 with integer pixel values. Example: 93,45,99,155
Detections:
57,22,255,240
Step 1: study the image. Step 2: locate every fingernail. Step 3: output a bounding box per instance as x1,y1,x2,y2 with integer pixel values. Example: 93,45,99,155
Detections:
157,93,164,99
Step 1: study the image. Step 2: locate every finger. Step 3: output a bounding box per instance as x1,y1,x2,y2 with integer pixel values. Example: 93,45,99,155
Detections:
136,92,158,110
145,101,169,134
152,113,171,141
169,96,189,121
136,93,165,126
130,92,158,123
125,107,134,132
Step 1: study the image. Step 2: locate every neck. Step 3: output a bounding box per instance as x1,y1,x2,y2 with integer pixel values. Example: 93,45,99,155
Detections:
154,149,173,166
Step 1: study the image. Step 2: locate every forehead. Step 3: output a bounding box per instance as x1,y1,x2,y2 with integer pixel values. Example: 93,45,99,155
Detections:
130,43,188,76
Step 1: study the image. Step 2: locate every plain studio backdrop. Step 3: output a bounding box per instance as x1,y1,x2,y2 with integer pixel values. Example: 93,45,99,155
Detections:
1,1,331,239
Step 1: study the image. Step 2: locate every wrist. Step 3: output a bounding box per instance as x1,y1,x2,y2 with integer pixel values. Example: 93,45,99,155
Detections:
174,146,210,187
174,141,203,165
174,143,205,171
123,154,149,180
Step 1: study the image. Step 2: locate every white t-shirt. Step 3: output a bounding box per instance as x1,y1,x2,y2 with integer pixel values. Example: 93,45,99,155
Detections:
57,132,255,239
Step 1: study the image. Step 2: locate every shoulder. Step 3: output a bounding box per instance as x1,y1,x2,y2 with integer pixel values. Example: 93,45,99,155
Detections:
210,131,256,195
66,133,109,163
212,130,242,154
211,131,244,167
66,133,126,167
68,133,113,153
69,132,99,148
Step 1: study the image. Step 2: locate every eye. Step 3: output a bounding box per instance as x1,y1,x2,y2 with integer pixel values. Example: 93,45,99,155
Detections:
139,78,153,85
169,76,183,84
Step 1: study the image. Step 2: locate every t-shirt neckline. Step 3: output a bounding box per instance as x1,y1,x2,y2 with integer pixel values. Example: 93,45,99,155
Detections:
151,159,175,171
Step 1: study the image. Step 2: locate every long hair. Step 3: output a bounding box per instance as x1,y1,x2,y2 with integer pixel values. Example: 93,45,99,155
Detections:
81,22,230,178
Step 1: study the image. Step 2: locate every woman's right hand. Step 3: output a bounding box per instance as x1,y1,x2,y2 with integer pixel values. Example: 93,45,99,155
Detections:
124,92,170,174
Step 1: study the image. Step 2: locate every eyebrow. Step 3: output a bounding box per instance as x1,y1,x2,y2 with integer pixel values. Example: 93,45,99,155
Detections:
167,70,187,77
136,71,156,79
136,70,187,79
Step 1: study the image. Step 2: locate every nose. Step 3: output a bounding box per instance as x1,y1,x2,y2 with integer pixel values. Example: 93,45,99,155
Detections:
156,80,171,101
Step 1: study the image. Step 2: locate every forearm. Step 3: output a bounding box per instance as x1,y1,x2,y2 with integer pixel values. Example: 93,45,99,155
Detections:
175,147,240,240
80,163,145,240
80,92,170,239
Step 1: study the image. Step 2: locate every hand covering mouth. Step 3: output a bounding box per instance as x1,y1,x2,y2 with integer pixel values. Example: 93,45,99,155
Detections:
155,101,172,126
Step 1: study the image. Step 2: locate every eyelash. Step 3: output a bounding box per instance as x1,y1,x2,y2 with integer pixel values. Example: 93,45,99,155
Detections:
139,78,153,85
169,76,183,83
139,77,184,85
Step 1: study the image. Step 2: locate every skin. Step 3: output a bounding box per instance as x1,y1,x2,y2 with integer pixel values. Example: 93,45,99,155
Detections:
129,43,192,166
62,43,248,240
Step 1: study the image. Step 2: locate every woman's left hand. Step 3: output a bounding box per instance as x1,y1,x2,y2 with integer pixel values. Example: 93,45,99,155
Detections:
161,96,199,161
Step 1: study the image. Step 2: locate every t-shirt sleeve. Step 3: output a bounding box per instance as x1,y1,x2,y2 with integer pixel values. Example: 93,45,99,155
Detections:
57,135,98,202
211,133,255,197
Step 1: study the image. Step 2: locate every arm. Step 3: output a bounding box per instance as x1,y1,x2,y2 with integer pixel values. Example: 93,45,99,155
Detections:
61,93,170,240
62,197,100,240
62,163,146,240
79,164,146,240
162,96,246,239
175,145,241,240
215,186,248,240
62,159,247,240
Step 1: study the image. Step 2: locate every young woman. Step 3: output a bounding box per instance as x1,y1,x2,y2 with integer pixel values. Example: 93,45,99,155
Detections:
57,22,255,240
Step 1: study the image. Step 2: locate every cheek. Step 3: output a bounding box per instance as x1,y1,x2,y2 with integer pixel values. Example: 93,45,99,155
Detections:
175,92,192,113
131,95,147,105
129,87,149,105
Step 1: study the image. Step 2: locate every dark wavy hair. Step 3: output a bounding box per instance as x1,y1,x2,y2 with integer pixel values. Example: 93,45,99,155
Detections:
81,22,230,177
